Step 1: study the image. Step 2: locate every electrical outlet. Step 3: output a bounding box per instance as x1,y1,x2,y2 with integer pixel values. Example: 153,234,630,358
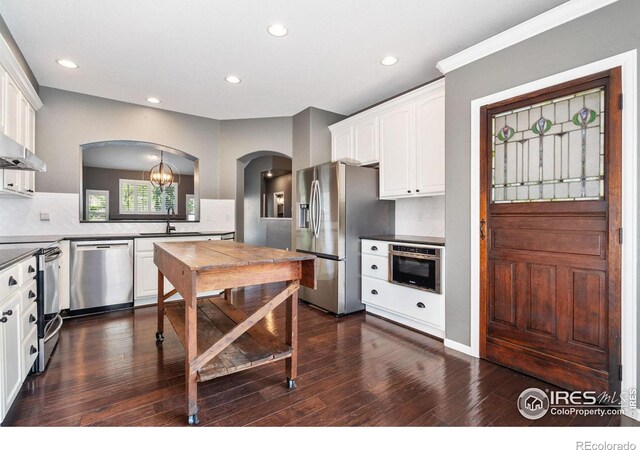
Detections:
40,212,50,221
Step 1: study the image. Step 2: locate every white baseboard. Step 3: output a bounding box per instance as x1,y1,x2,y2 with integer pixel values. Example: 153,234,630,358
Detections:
444,338,476,357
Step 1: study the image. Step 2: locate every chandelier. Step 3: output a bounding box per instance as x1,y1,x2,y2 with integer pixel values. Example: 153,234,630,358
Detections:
149,151,174,191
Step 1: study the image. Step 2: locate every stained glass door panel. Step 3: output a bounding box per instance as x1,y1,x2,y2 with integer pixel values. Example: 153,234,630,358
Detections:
491,87,605,203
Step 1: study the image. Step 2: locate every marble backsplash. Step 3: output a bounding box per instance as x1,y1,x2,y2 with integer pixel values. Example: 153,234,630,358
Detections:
394,195,445,237
0,192,235,236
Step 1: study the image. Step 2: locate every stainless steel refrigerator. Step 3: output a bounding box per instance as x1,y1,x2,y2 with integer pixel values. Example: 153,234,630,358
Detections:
296,162,394,314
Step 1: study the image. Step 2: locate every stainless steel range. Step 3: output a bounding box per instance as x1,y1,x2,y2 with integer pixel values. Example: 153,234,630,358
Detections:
35,245,63,373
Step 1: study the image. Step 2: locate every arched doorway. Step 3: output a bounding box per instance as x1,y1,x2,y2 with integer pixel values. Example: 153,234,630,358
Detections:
236,151,292,248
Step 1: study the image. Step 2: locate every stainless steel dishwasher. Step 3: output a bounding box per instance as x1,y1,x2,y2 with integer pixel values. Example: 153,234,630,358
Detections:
70,240,134,315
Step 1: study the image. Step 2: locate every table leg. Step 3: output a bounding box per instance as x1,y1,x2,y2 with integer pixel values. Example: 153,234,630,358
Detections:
185,283,199,425
285,288,298,389
224,288,232,302
156,270,165,342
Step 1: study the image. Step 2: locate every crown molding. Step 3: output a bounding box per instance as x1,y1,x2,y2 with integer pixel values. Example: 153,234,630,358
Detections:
436,0,620,75
0,34,43,110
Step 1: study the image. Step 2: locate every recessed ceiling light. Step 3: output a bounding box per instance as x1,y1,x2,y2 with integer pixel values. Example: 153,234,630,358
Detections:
146,97,161,104
380,56,399,66
267,24,288,37
56,59,78,69
225,75,241,84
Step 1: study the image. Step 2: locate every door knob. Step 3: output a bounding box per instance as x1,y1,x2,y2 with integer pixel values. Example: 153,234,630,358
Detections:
371,265,378,270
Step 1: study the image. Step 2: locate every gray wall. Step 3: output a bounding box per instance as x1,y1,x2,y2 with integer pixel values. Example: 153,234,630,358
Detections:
82,166,194,220
264,172,292,217
243,155,292,249
0,14,38,91
445,0,640,351
35,87,220,198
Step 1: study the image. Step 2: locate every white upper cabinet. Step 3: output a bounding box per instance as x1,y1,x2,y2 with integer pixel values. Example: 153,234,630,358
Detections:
353,116,379,165
379,104,415,198
0,62,41,198
331,126,352,163
329,78,445,199
415,85,445,196
4,74,20,143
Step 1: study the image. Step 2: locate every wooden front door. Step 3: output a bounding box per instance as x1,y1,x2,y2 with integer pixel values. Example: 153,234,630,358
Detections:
480,68,622,394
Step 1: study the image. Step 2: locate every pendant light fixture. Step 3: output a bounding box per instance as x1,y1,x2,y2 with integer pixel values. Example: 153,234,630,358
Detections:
149,151,174,192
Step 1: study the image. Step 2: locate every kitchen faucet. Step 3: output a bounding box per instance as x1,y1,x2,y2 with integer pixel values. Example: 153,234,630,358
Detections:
166,206,176,234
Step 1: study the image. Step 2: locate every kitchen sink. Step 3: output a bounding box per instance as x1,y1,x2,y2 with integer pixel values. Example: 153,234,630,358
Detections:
138,232,202,236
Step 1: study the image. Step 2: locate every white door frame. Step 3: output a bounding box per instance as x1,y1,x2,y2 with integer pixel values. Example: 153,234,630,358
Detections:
466,50,638,417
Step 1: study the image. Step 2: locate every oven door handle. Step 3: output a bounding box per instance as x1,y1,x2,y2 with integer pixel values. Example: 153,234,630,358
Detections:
389,251,440,261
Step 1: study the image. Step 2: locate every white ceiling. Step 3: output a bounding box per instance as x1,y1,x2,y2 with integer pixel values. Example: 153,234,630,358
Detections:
82,144,195,175
1,0,567,120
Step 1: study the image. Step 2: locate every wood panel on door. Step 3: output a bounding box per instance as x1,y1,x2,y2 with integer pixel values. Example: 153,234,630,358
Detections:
479,68,622,394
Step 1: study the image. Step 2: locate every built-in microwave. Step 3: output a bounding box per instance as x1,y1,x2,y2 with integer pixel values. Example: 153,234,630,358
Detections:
388,244,441,294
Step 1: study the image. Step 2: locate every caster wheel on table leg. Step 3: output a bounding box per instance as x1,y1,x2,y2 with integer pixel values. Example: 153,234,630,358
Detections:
188,414,199,425
155,332,164,342
286,378,297,389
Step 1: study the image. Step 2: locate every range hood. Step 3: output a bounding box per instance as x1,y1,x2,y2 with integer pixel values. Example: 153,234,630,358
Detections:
0,132,46,172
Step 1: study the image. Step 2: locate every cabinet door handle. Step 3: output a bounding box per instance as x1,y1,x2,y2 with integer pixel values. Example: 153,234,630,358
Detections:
7,183,14,187
407,190,411,193
371,246,378,251
28,265,35,273
8,276,17,286
416,189,420,192
30,345,38,355
0,317,6,323
371,289,378,295
371,264,378,270
416,302,426,308
29,290,36,299
480,218,486,241
29,314,36,323
27,189,34,193
3,309,12,316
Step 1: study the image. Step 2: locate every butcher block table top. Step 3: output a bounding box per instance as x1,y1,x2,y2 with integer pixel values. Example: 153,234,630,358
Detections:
153,240,316,425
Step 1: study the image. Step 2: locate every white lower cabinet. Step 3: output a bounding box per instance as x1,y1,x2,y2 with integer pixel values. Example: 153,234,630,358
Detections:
0,257,40,424
134,235,226,305
0,293,22,421
361,240,445,338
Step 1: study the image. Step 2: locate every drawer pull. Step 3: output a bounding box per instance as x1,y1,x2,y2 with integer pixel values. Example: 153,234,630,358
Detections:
3,309,13,316
29,290,36,299
407,190,411,193
371,264,378,270
28,265,36,273
371,289,378,295
8,276,17,286
7,183,14,187
371,246,378,251
30,345,37,355
416,302,426,308
0,317,6,323
29,314,36,323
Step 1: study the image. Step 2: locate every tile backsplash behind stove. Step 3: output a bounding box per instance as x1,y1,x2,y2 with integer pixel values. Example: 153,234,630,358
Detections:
0,192,235,236
394,195,445,237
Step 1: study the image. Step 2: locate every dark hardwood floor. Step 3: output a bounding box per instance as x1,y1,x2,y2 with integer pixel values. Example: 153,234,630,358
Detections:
4,283,637,427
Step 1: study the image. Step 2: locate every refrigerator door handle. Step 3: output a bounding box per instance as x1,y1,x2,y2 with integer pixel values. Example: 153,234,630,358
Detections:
314,180,322,238
309,180,317,237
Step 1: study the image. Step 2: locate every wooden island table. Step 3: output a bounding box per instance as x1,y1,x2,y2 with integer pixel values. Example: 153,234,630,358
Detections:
153,240,316,425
